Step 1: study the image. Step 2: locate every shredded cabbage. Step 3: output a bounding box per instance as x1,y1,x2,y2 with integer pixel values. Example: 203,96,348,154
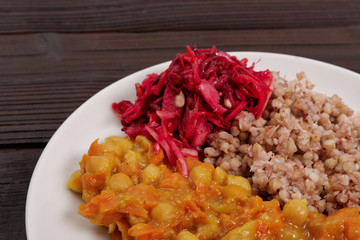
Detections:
112,46,274,176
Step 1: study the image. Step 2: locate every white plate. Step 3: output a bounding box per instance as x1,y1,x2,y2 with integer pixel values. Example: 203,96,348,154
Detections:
26,52,360,240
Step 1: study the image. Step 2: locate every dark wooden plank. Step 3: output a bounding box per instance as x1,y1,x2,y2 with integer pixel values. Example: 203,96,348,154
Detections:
0,147,42,239
0,0,359,33
1,26,360,83
1,27,360,145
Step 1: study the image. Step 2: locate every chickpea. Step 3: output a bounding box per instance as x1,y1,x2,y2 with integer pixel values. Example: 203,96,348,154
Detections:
135,135,154,155
196,215,220,239
103,136,134,156
283,199,309,227
190,165,212,187
107,173,134,192
226,175,251,196
176,231,199,240
197,222,220,239
140,164,161,184
213,167,227,185
66,169,84,193
151,202,177,223
222,220,257,240
86,156,110,174
222,184,249,202
124,151,144,171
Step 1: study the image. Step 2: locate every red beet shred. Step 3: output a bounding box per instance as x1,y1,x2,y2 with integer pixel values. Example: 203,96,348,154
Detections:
112,46,274,177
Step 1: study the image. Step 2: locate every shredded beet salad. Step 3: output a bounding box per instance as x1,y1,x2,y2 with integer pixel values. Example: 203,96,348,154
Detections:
112,46,274,177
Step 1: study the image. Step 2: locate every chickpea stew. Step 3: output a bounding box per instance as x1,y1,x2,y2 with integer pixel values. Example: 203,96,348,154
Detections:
67,136,360,240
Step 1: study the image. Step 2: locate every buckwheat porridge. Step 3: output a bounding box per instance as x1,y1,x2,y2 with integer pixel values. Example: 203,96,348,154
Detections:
205,72,360,215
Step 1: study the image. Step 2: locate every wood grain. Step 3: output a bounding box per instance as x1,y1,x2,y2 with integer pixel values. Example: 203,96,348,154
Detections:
1,27,360,145
0,148,42,239
0,0,359,33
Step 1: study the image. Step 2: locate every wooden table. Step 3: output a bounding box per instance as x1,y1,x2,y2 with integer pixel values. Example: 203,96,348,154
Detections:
1,0,359,238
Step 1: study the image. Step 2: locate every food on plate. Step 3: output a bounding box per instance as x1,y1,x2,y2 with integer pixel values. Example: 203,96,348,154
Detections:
68,48,360,239
67,136,360,240
205,72,360,214
112,46,274,177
